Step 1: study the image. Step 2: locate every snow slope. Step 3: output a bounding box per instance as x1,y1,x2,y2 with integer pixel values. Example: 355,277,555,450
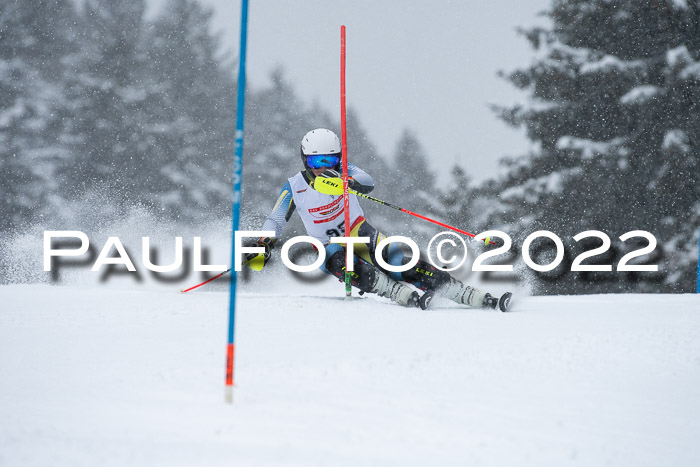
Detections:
1,284,699,467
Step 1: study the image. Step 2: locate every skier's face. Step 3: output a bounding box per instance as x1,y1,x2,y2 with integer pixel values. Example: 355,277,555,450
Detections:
311,167,328,177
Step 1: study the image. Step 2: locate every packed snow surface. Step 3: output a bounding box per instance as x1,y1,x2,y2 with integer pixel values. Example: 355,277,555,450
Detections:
1,284,699,466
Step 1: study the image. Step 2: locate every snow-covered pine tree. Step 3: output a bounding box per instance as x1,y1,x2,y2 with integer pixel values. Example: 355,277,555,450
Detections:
342,108,389,184
0,0,79,232
384,129,437,241
60,0,155,208
493,0,700,294
0,0,440,243
144,0,237,222
242,68,335,232
331,110,385,226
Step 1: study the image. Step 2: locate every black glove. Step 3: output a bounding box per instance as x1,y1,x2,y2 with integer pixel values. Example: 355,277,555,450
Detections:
245,237,275,270
318,169,355,187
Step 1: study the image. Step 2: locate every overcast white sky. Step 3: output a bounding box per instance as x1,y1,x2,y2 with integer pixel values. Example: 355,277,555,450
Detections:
149,0,551,182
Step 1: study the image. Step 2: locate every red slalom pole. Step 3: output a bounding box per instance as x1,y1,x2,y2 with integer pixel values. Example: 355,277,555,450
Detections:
340,25,351,298
180,268,231,293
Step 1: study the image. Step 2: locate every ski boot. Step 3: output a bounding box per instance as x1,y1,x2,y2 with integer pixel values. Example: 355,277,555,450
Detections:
372,271,433,310
437,277,487,308
325,250,432,310
438,277,512,311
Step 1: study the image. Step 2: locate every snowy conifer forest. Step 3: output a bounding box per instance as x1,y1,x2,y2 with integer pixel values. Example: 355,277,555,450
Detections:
2,0,698,293
2,2,700,466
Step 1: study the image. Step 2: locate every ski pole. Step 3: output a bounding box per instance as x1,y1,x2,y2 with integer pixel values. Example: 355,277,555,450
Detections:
181,268,231,293
356,191,494,244
315,177,495,245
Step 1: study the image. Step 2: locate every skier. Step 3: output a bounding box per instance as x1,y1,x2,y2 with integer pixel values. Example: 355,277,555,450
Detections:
245,128,511,311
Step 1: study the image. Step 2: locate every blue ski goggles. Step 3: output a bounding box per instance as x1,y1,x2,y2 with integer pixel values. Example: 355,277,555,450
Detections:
306,154,340,169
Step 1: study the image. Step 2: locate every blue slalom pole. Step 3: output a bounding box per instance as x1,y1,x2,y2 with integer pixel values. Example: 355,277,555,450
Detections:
696,228,700,294
226,0,249,404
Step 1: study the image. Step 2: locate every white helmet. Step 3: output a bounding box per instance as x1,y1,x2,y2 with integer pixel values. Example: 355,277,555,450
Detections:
300,129,342,178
